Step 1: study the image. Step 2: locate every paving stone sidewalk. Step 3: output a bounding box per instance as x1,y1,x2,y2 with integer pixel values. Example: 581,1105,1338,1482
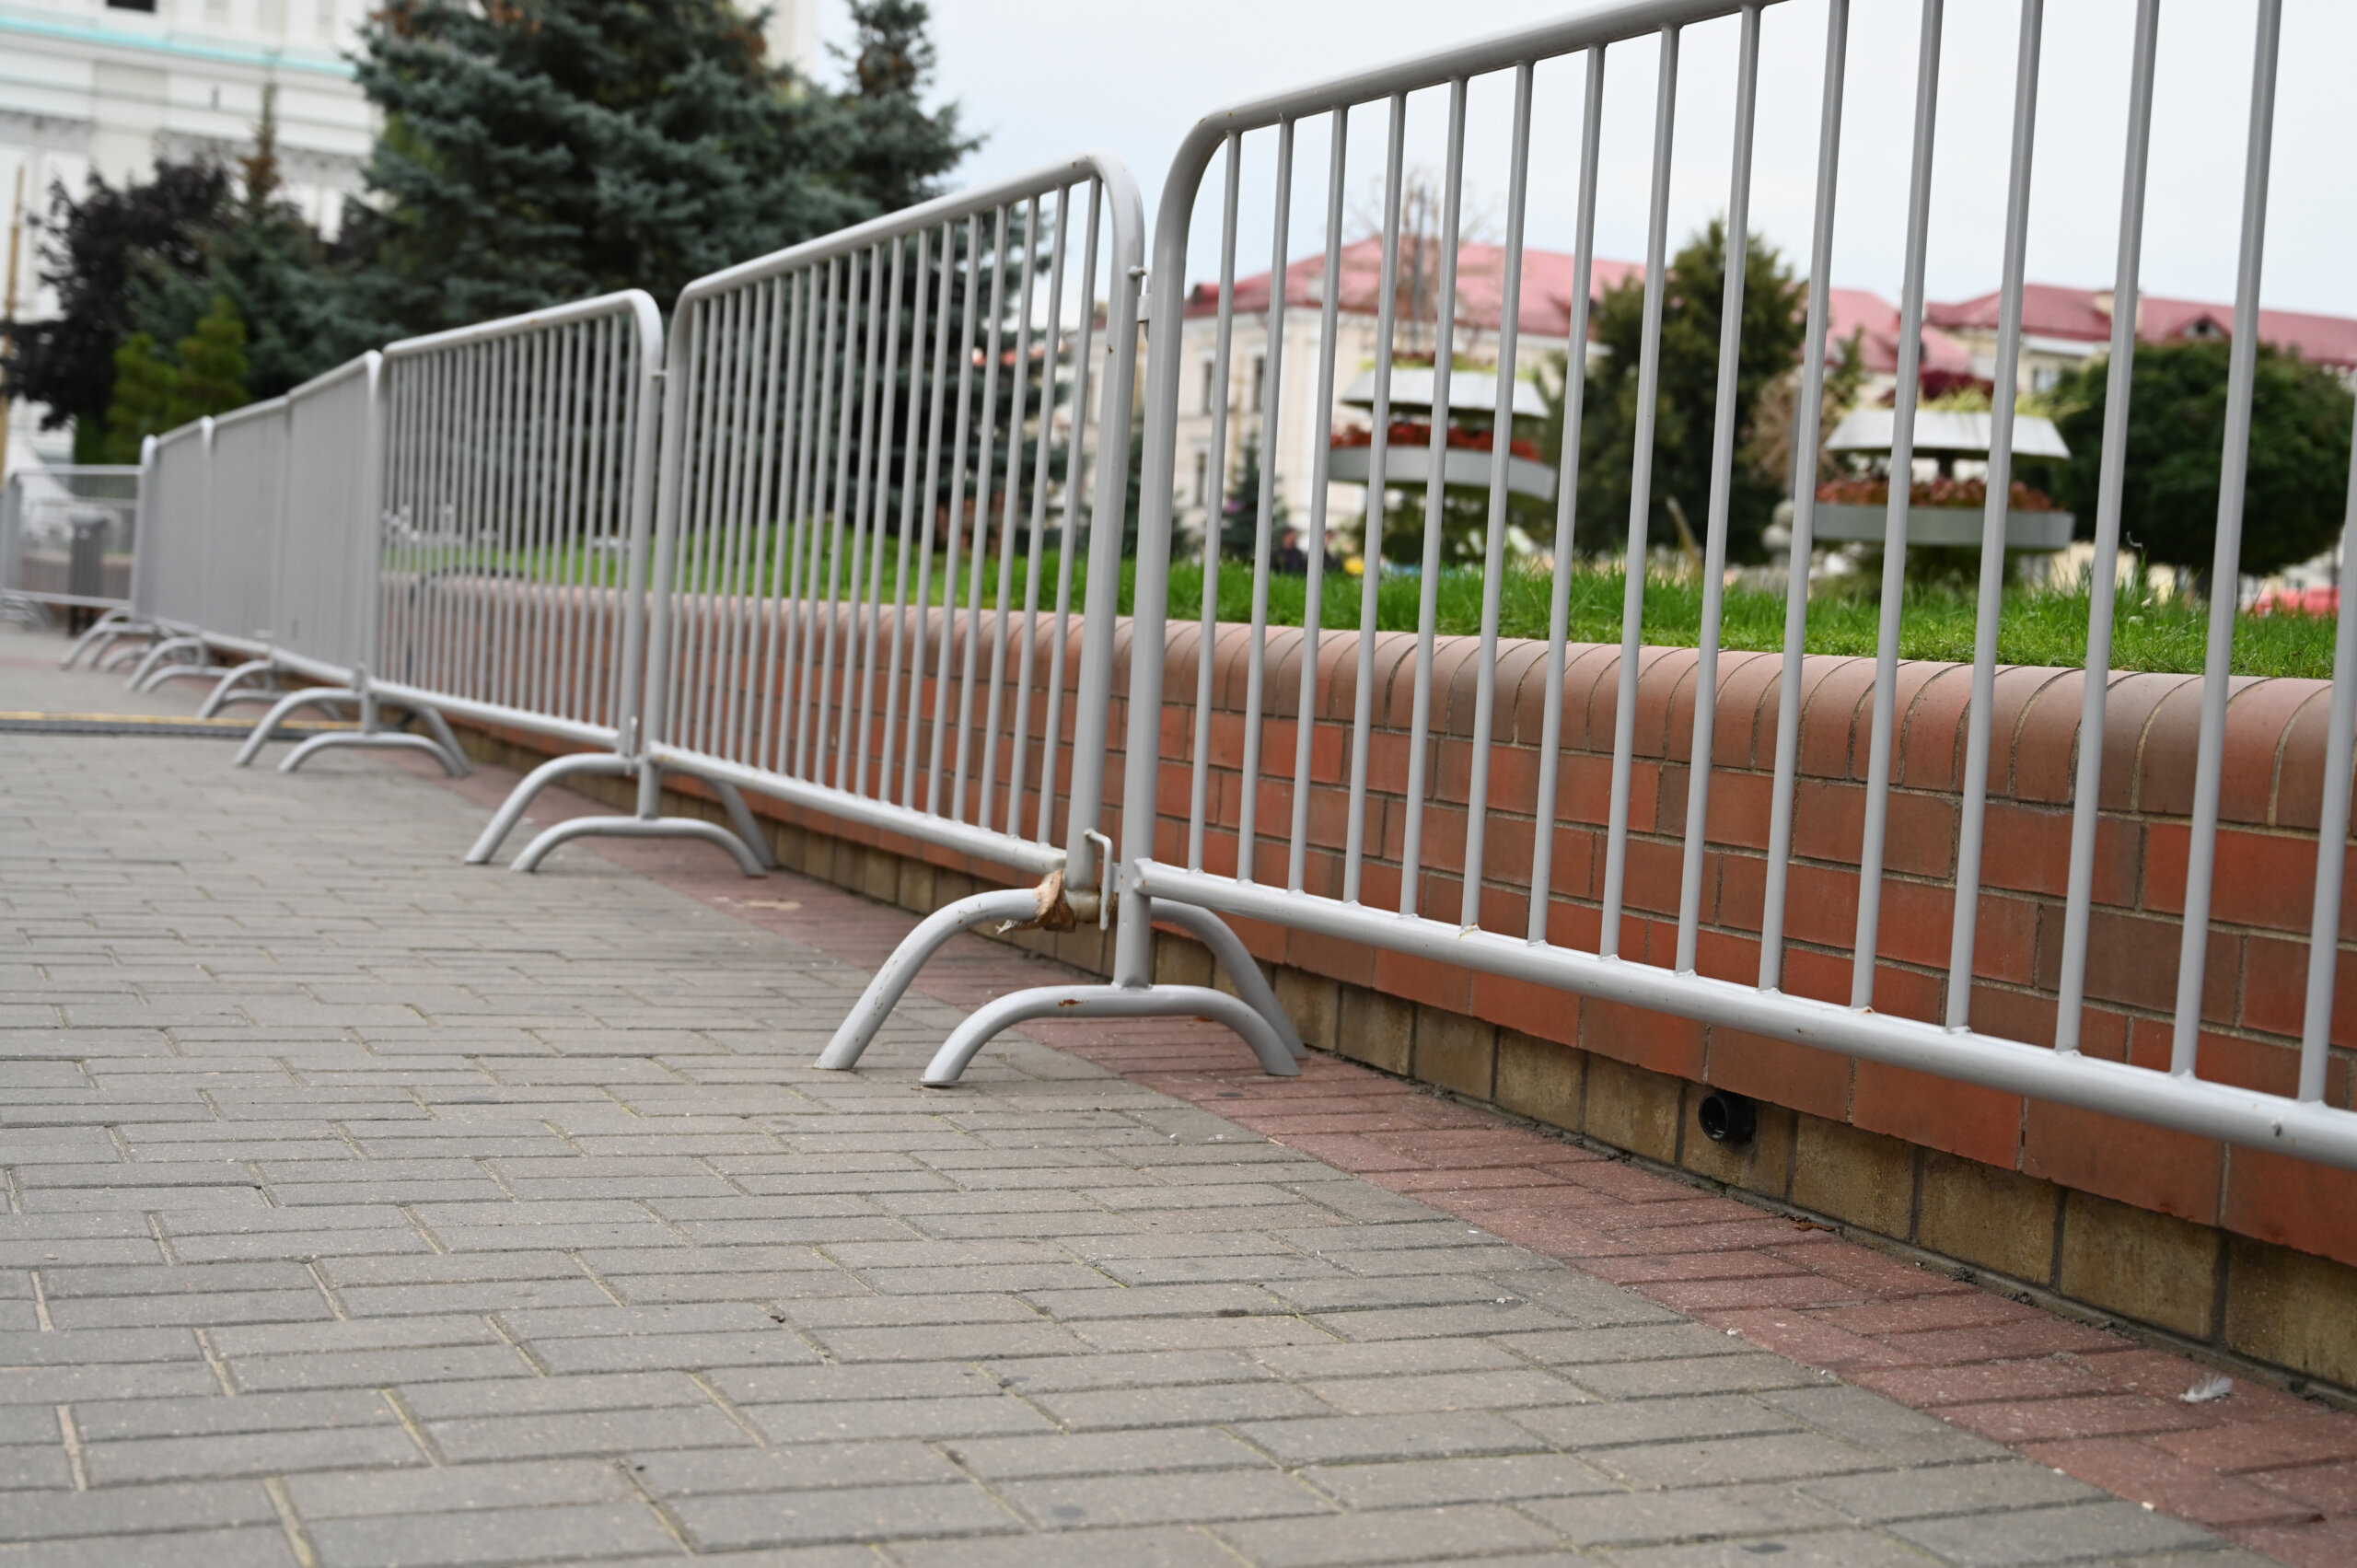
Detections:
0,634,2290,1565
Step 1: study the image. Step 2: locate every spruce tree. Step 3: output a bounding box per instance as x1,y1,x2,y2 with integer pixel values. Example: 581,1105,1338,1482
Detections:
100,333,180,463
166,296,251,426
831,2,972,215
344,0,970,332
1574,221,1808,563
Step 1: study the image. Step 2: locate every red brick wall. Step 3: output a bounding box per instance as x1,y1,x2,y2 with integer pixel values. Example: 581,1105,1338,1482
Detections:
1137,620,2357,1274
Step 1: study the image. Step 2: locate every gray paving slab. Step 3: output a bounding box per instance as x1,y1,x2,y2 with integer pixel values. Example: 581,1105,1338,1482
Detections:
0,625,2249,1565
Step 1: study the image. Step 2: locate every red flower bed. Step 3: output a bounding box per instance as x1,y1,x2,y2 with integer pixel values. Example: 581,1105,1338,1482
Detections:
1816,476,2061,512
1331,421,1542,462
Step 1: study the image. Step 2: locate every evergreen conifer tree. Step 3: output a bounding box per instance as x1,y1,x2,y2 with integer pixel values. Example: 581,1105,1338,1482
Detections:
166,296,251,426
344,0,970,332
1575,221,1808,563
831,2,971,215
100,333,180,463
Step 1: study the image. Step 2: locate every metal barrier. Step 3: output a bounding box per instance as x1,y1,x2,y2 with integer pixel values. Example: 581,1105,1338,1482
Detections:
0,466,140,640
284,290,761,857
923,0,2357,1168
454,156,1295,1065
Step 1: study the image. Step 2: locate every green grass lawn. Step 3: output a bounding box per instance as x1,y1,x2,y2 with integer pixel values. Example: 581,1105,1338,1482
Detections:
1149,561,2340,680
473,528,2340,680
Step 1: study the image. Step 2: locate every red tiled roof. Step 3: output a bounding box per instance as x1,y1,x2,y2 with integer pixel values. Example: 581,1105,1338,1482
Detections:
1184,238,1643,339
1928,283,2357,369
1187,248,2357,376
1826,287,1976,377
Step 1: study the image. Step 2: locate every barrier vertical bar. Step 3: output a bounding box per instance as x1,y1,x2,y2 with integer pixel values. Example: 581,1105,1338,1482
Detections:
1673,5,1762,975
1599,26,1680,960
2173,0,2283,1075
1850,0,1944,1008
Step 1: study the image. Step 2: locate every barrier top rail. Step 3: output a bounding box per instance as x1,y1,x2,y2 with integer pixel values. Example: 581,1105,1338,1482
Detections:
644,153,1145,889
1077,0,2357,1167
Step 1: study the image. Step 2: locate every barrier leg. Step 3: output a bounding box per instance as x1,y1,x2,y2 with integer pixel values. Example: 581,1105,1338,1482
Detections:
234,689,356,767
466,752,634,865
711,781,778,870
511,810,766,877
142,660,234,692
281,729,468,777
407,706,473,777
922,984,1298,1087
61,612,133,668
98,636,155,672
126,636,203,690
1152,902,1307,1061
197,659,278,717
816,889,1044,1070
507,759,766,877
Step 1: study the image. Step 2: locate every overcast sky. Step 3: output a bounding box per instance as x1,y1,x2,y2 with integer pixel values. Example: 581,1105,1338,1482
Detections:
809,0,2354,323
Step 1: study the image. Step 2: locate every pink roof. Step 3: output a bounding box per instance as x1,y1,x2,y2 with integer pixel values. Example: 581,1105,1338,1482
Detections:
1928,284,2357,370
1185,238,1643,340
1825,287,1976,378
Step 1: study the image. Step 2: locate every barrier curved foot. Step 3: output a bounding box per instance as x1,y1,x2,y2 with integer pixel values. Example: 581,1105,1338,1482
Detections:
815,889,1043,1070
712,780,778,870
141,660,233,692
407,706,472,777
124,635,192,690
467,752,633,865
510,814,766,877
235,689,357,767
197,659,277,717
62,613,135,668
281,730,468,777
98,637,154,672
1152,902,1307,1061
922,984,1298,1087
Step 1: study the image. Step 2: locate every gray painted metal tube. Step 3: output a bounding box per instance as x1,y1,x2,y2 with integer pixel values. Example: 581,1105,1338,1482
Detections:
1150,902,1307,1061
281,731,466,777
124,634,201,688
511,813,765,877
923,984,1299,1088
196,658,276,716
235,689,357,767
467,752,634,865
816,889,1040,1070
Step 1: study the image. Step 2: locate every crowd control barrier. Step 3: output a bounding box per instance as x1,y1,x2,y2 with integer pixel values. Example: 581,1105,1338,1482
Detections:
921,0,2357,1168
0,465,140,639
435,156,1299,1067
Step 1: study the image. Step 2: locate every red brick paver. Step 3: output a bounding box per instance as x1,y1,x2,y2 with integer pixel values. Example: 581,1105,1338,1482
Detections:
411,753,2357,1567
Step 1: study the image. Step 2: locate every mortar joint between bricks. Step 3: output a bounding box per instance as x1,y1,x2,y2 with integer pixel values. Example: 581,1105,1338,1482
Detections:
54,1404,87,1491
192,1326,238,1396
479,1308,554,1376
396,1202,452,1255
145,1211,181,1266
262,1475,322,1568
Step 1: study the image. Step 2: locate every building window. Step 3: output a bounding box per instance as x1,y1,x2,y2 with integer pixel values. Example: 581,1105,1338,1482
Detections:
105,0,158,13
1191,450,1210,506
1247,354,1265,412
1197,359,1217,416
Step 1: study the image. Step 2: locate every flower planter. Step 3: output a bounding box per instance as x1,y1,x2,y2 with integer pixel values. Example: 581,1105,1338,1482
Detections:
1327,444,1557,502
1808,501,2073,552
